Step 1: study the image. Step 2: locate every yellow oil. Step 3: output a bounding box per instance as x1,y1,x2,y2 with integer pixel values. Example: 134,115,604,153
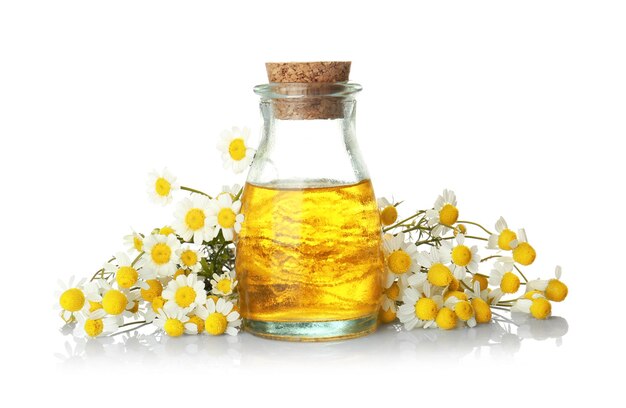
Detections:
235,179,384,323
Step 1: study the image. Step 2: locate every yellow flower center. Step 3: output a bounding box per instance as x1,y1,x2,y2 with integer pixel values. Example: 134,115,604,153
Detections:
164,318,184,337
151,296,166,312
530,298,551,320
185,208,206,231
497,229,517,250
388,250,412,274
471,297,492,324
427,263,452,286
513,242,536,266
133,236,143,251
89,301,102,312
174,268,188,278
472,274,489,291
102,290,127,315
228,138,246,161
151,243,172,265
439,204,459,226
454,301,474,321
187,315,205,334
415,298,439,321
385,282,400,301
159,226,175,236
453,224,467,236
84,319,104,337
448,276,460,291
545,279,568,302
379,307,397,324
216,279,232,294
524,290,543,300
380,205,398,226
444,290,468,301
127,301,138,314
436,307,457,330
218,208,237,229
205,313,228,335
180,250,198,267
175,286,197,308
154,177,171,197
500,272,521,293
141,279,163,302
451,245,472,266
59,288,85,312
116,266,138,289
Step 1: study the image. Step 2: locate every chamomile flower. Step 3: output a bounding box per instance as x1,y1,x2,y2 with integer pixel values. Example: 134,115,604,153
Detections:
123,230,144,252
443,234,481,279
99,281,137,316
147,168,179,205
104,252,140,289
467,281,496,324
156,225,176,236
56,276,87,321
73,310,121,338
512,291,552,320
378,279,401,323
218,184,242,200
379,301,398,324
397,282,443,330
140,233,181,278
417,246,453,287
489,262,521,294
487,217,518,250
508,229,536,266
153,302,192,337
383,232,419,287
176,245,205,273
527,265,568,302
173,193,215,244
185,304,208,334
217,126,255,174
377,197,399,226
208,193,244,241
444,296,477,328
200,297,241,336
210,271,238,297
162,274,207,309
425,189,459,236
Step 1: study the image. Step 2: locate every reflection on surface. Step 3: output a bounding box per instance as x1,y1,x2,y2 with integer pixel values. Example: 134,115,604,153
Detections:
55,313,568,367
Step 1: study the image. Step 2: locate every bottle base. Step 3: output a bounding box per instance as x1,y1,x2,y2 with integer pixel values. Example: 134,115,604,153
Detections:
243,314,378,342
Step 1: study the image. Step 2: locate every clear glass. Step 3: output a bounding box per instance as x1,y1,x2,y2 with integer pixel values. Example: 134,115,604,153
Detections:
235,82,384,341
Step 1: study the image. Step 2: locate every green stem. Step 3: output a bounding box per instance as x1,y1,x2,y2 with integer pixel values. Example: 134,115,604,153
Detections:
456,220,494,236
234,187,243,201
480,255,503,263
514,265,529,283
131,252,144,267
90,257,115,281
383,211,424,232
181,186,212,199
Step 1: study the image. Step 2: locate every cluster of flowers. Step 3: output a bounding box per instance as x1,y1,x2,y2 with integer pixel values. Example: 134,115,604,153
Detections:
57,126,568,338
376,191,568,330
56,128,254,338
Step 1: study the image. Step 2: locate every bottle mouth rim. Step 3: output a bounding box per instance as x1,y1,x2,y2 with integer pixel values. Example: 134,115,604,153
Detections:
254,82,362,99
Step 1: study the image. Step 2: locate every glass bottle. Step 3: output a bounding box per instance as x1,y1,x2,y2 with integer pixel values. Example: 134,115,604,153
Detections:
236,62,384,341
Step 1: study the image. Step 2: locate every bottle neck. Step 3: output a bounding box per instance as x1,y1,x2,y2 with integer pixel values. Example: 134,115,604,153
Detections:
246,98,370,188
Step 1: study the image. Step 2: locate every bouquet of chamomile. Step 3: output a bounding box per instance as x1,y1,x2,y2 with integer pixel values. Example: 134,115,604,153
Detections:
56,126,568,338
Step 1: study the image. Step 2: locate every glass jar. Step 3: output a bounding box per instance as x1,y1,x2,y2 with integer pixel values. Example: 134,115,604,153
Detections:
236,65,384,341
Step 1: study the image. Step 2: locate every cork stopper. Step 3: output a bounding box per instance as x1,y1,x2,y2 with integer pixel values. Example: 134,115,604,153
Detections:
263,61,354,120
266,61,351,83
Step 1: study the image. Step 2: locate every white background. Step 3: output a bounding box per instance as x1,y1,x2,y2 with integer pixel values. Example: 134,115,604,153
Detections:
1,0,625,406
